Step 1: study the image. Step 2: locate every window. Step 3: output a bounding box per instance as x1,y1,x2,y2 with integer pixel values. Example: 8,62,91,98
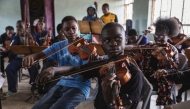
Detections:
153,0,190,35
124,0,134,30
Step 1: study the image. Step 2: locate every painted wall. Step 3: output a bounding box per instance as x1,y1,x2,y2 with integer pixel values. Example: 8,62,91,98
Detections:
0,0,21,34
132,0,154,41
54,0,124,35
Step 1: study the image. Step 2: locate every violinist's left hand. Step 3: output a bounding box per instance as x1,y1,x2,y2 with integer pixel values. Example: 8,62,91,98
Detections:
101,73,117,105
152,69,168,79
88,53,104,62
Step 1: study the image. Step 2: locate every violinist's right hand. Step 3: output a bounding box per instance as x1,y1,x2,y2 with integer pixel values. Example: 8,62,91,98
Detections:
35,67,55,84
22,54,36,68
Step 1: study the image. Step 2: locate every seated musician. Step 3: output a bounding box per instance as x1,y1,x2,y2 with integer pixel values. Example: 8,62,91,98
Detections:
141,17,180,106
32,22,144,109
22,16,91,109
167,17,188,53
0,26,14,76
127,29,148,45
167,17,190,102
33,19,52,46
82,4,102,22
126,29,149,69
82,4,103,44
4,20,39,97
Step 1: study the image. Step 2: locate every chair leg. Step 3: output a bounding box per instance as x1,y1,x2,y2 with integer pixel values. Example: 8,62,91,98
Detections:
184,91,188,101
147,96,151,109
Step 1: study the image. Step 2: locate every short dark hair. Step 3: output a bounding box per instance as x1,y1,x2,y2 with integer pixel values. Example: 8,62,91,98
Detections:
61,16,77,25
101,22,124,34
56,23,62,33
5,26,14,31
102,3,109,9
128,29,137,36
154,17,179,38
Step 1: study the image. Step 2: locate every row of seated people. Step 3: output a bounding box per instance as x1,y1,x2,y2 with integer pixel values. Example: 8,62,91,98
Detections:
0,20,66,97
125,17,190,104
21,16,190,109
0,15,189,108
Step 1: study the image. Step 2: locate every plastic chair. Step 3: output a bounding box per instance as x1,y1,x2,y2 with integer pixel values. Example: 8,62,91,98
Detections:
86,78,99,101
141,77,153,109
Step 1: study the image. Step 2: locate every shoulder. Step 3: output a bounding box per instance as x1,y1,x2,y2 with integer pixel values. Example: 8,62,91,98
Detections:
51,40,68,47
82,16,87,20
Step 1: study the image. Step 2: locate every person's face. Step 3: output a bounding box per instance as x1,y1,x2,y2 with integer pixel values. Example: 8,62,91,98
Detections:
101,26,125,57
62,20,79,42
154,31,168,46
128,35,138,44
38,22,45,32
88,8,95,16
16,21,25,36
6,30,14,38
102,6,109,15
39,17,45,22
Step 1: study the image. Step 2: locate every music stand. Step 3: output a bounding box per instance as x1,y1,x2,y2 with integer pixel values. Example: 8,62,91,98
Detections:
30,46,48,53
78,20,103,34
10,45,31,55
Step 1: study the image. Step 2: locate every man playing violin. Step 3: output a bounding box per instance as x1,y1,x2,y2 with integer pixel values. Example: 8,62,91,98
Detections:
0,26,14,76
4,20,39,97
22,16,91,109
27,22,144,109
141,17,180,106
125,29,149,69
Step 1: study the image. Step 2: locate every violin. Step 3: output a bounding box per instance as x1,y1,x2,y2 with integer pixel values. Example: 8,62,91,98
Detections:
100,56,132,109
68,37,97,60
171,33,190,47
43,27,52,46
136,26,153,45
24,22,35,46
151,44,178,69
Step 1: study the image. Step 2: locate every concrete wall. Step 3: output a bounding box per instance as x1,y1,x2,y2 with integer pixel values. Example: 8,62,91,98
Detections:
0,0,21,34
132,0,154,41
54,0,124,35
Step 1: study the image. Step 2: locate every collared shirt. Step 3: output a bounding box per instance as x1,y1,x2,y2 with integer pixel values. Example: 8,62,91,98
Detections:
42,40,91,98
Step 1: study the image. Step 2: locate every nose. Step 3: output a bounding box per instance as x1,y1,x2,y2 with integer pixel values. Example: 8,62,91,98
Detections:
110,39,117,46
68,29,74,34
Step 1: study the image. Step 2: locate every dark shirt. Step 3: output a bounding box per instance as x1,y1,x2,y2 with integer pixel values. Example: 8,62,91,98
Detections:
34,30,48,46
0,32,11,46
81,57,144,109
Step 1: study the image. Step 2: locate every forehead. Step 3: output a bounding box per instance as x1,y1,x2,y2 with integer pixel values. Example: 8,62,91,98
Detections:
16,22,24,26
155,30,166,35
102,26,124,38
62,20,78,27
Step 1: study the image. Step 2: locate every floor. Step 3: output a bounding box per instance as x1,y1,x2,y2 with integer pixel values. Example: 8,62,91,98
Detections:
1,58,190,109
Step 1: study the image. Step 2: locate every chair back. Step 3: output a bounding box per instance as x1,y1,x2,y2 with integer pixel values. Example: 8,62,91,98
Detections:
178,53,188,70
141,77,153,109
